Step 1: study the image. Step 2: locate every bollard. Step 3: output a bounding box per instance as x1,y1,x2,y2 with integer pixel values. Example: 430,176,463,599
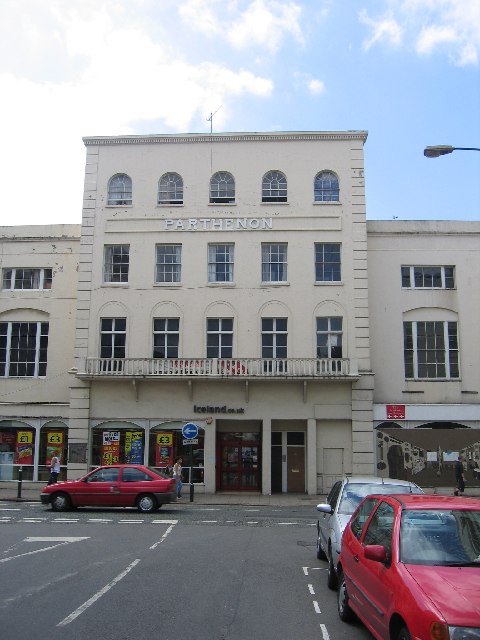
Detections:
16,465,23,501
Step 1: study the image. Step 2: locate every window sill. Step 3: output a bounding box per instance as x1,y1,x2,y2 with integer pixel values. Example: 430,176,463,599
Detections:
261,281,290,287
102,282,129,287
157,203,184,207
106,204,132,207
261,201,289,205
207,282,236,287
314,281,343,286
153,282,182,288
208,202,236,206
313,201,342,205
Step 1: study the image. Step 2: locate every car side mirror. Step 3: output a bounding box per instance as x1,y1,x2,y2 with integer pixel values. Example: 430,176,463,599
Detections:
364,545,387,563
316,503,333,515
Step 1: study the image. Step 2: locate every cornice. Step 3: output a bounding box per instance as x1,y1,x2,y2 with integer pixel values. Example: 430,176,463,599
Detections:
83,130,368,146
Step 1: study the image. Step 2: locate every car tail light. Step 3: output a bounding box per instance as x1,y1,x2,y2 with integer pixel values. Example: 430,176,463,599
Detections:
429,622,449,640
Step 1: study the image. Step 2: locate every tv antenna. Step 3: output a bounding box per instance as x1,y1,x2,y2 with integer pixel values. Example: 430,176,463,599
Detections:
207,106,222,134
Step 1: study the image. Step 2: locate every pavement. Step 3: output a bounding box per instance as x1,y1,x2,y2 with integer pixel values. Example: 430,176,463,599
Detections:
1,480,479,506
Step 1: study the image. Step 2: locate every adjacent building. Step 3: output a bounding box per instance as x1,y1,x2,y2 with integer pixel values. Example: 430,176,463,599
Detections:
1,132,478,493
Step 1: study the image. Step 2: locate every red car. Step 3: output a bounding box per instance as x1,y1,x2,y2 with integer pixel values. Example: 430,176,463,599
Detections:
337,494,480,640
40,465,177,513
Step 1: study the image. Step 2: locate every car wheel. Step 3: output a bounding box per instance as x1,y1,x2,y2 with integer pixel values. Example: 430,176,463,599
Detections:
51,492,71,512
316,530,327,560
396,626,412,640
137,494,157,513
337,571,354,623
327,546,338,590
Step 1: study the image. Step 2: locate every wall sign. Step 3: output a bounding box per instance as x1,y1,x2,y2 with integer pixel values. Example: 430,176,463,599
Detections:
164,217,273,231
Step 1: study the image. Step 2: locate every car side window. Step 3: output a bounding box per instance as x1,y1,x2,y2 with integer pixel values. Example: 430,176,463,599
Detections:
88,468,120,482
122,468,151,482
350,498,378,540
327,481,342,509
363,501,395,560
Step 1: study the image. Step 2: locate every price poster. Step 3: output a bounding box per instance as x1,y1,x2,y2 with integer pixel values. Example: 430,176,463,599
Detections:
156,432,173,466
102,431,120,465
125,431,143,464
15,431,34,465
46,431,64,465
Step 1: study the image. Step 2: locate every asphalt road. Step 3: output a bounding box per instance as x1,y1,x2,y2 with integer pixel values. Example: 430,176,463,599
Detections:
0,501,372,640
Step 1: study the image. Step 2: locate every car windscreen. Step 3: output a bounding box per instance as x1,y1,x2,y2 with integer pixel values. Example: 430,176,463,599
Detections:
337,483,419,515
400,509,480,566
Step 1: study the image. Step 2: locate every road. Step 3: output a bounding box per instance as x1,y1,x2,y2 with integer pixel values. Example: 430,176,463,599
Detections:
0,500,372,640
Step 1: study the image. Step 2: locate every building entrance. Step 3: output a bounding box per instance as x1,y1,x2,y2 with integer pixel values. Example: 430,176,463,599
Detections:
217,432,261,491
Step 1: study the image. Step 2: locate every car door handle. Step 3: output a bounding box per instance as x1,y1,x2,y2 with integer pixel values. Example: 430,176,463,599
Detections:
353,555,359,563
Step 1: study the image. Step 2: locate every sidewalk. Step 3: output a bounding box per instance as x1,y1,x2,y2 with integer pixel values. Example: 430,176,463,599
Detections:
1,480,479,506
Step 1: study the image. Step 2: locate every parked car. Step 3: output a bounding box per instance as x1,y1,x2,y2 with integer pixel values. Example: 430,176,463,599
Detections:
316,476,423,589
40,464,177,513
336,494,480,640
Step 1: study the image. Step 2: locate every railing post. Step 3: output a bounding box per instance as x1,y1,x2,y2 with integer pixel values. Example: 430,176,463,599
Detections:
16,465,23,501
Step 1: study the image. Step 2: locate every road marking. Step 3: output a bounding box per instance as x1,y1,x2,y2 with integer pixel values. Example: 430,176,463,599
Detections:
277,522,298,525
57,558,140,627
244,509,260,512
313,601,321,613
247,521,259,524
25,537,90,542
308,584,315,595
118,520,144,524
0,508,20,511
150,521,178,549
0,537,90,563
320,623,330,640
200,520,218,523
88,519,112,523
53,519,79,523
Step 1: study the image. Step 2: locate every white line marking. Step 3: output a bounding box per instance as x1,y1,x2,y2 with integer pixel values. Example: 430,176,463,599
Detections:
308,584,315,595
244,509,260,512
53,519,79,523
303,566,309,575
200,520,218,523
247,521,259,524
320,623,330,640
57,558,140,626
25,537,90,542
88,519,112,523
277,522,298,525
0,508,20,511
118,520,144,524
313,601,321,614
150,521,178,549
0,538,89,563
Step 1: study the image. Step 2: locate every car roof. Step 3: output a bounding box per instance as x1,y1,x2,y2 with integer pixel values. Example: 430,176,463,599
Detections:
343,476,419,487
368,493,480,510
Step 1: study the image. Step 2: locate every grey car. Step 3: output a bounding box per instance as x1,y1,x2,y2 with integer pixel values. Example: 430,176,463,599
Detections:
316,476,423,589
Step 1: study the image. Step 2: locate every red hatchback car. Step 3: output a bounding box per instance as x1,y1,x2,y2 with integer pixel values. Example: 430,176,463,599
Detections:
40,465,177,513
337,494,480,640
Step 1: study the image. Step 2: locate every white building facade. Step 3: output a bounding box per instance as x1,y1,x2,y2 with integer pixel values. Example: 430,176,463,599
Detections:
1,132,478,493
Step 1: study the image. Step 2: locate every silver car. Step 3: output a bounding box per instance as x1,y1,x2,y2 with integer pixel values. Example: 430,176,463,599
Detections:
316,476,423,589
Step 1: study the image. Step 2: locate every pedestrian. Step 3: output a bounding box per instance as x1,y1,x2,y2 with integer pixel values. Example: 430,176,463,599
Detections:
454,455,466,496
48,455,61,485
172,456,183,498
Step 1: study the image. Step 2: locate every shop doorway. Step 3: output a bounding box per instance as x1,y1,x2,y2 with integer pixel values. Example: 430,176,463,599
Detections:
271,431,305,493
217,432,261,491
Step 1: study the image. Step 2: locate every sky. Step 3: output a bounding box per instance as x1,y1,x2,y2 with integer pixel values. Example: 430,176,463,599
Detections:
1,0,479,226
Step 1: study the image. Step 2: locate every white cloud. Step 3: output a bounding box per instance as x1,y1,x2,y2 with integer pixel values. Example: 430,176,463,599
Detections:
308,79,325,95
0,1,275,225
179,0,304,52
359,0,480,66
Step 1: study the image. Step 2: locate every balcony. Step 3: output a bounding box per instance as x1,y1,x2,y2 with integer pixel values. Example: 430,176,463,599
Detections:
75,357,356,380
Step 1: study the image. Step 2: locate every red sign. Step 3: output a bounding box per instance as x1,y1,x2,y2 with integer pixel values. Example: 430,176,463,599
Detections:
102,431,120,465
15,431,34,464
386,404,405,420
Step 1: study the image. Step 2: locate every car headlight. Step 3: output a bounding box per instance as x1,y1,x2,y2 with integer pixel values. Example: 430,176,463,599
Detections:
449,627,480,640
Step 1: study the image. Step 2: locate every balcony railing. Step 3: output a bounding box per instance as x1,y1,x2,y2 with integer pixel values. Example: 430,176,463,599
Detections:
77,357,353,379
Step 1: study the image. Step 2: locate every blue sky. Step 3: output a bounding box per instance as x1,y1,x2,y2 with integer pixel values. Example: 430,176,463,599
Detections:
1,0,479,225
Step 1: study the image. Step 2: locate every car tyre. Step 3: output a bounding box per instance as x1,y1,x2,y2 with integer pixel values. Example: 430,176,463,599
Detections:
327,546,338,590
396,626,412,640
337,571,355,623
51,492,71,512
137,494,157,513
316,526,327,560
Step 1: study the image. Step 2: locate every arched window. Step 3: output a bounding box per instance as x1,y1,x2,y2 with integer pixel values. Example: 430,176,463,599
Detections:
158,173,183,205
107,174,132,205
314,171,339,202
210,172,235,204
262,170,287,203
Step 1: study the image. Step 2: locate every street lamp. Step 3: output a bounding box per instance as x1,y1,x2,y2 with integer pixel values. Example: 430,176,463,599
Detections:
424,145,480,158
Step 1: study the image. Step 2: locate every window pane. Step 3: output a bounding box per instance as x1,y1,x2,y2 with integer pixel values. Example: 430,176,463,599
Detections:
156,245,181,283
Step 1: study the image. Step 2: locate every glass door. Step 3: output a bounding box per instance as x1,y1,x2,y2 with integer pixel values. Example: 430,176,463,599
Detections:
218,433,261,491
